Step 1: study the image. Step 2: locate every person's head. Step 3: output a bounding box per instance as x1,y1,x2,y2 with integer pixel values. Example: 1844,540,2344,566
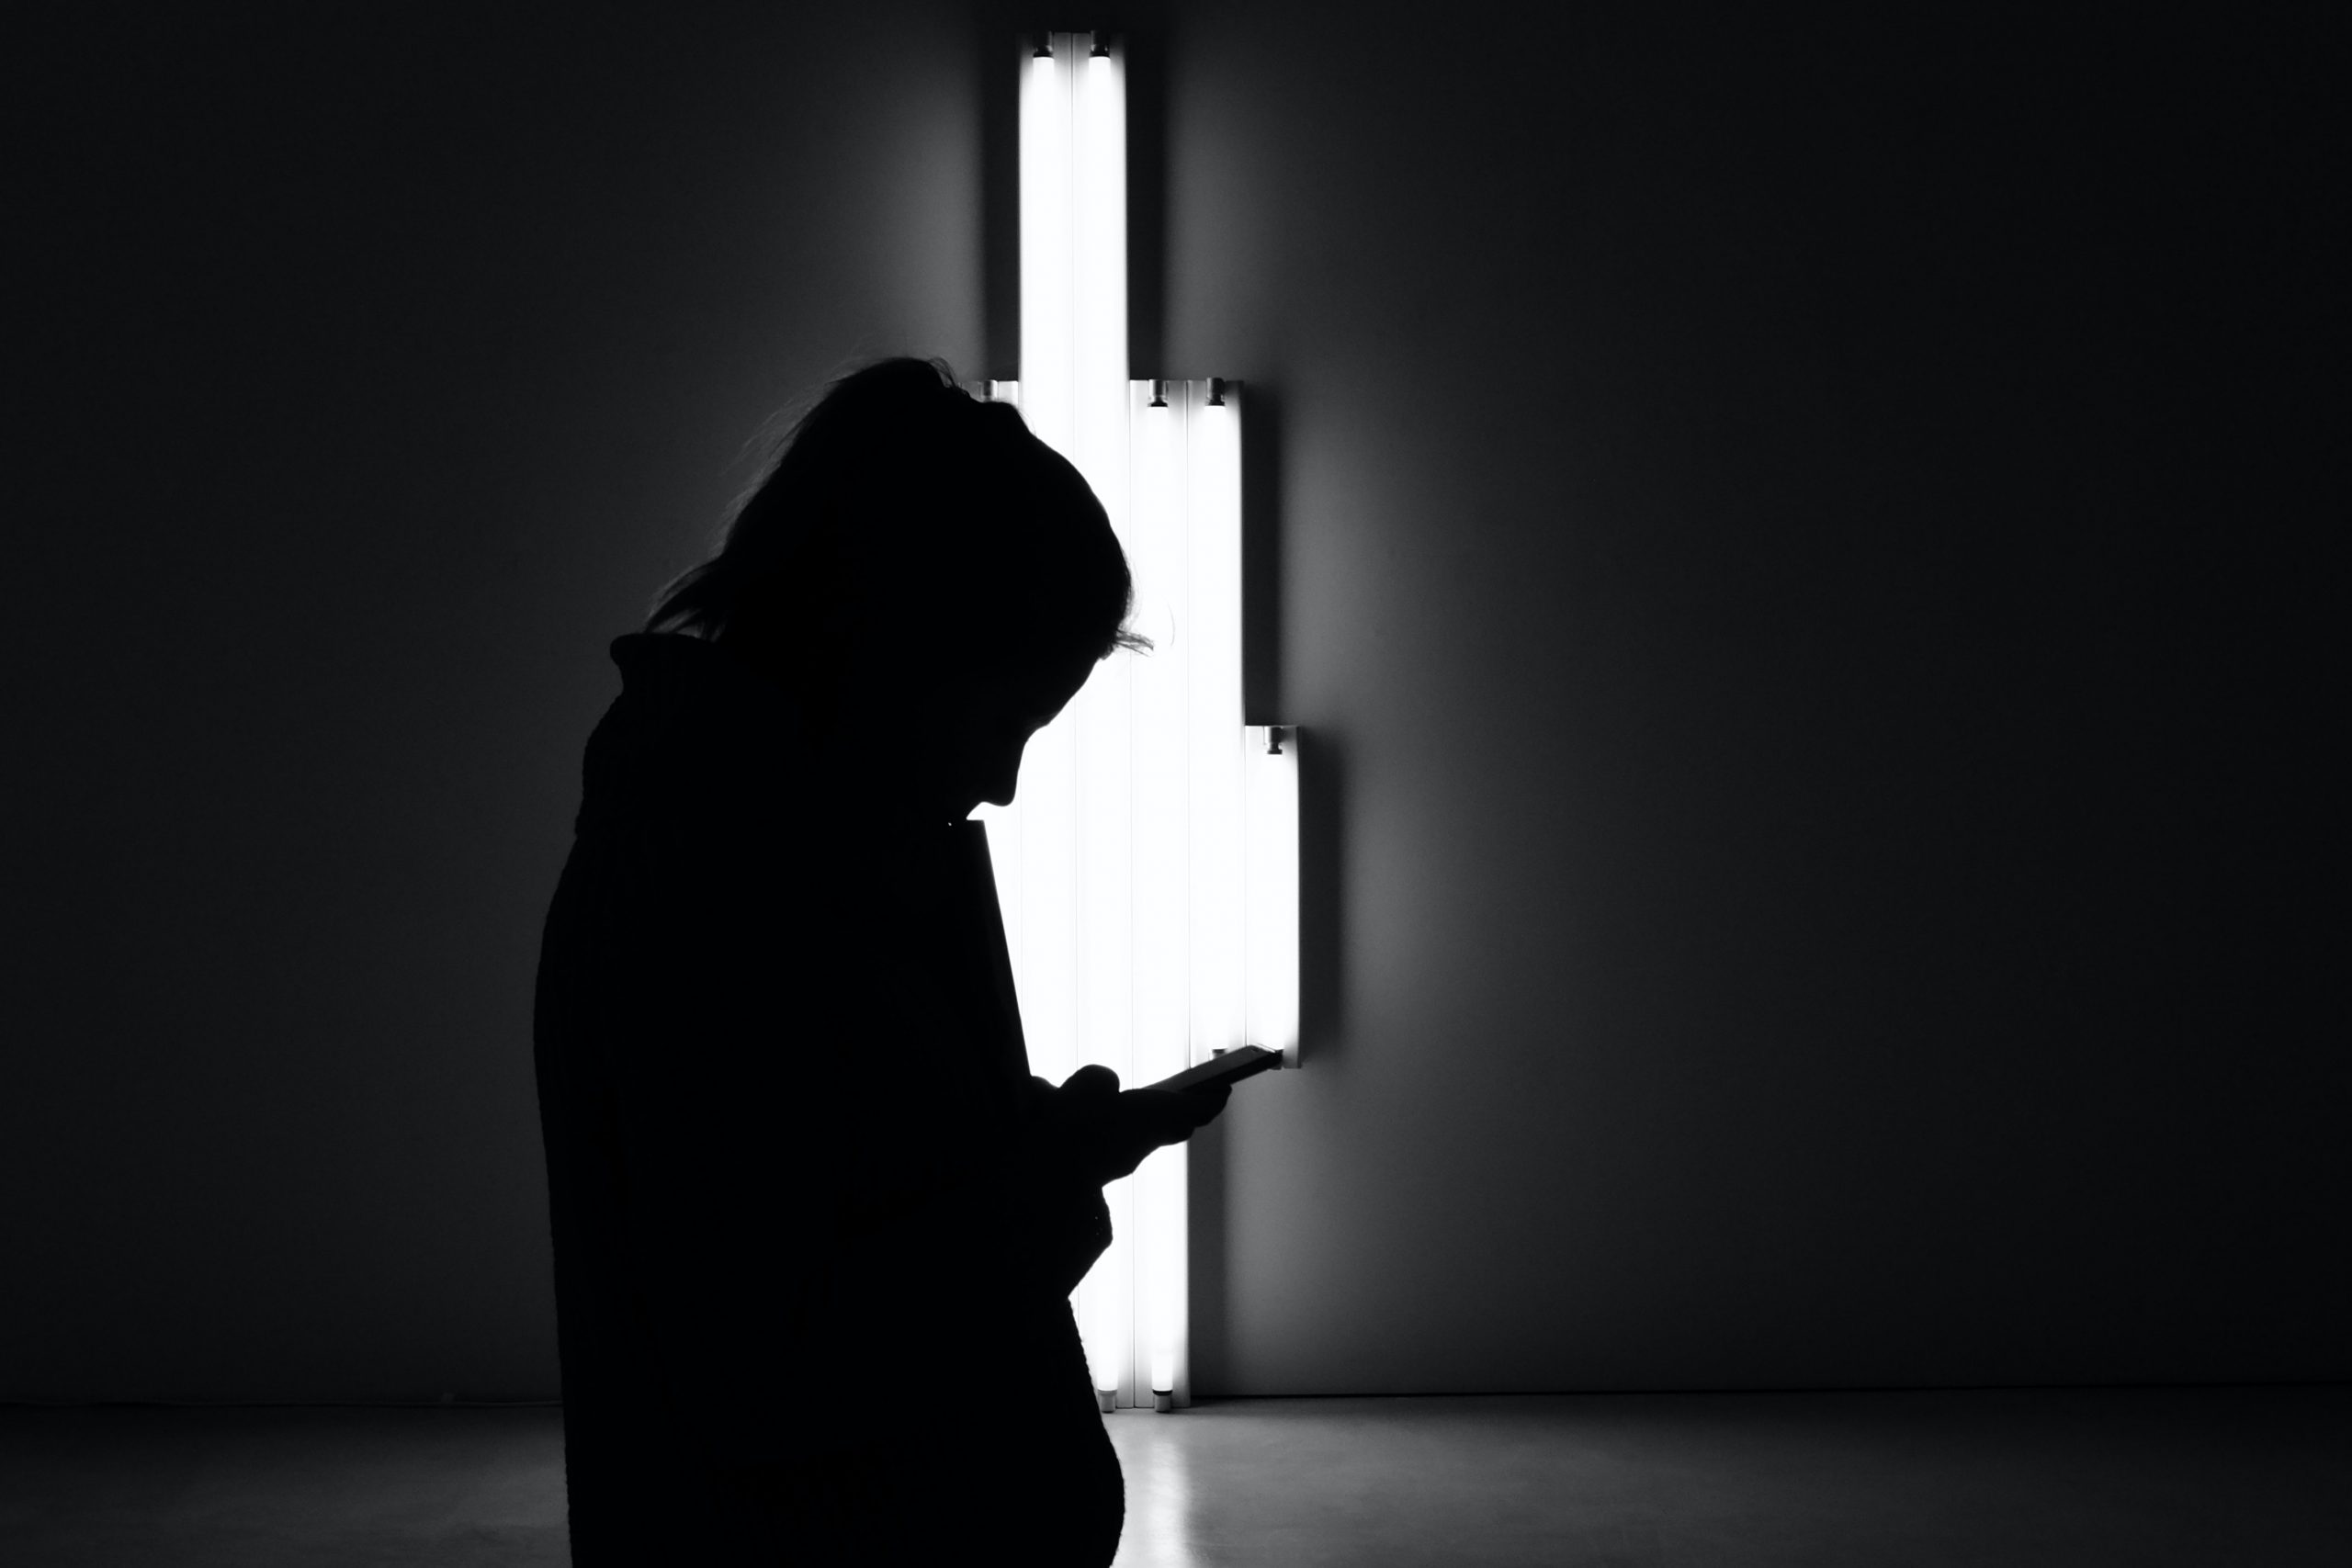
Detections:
648,356,1146,818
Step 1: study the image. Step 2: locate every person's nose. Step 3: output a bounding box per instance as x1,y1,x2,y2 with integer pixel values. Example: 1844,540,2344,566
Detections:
978,737,1025,807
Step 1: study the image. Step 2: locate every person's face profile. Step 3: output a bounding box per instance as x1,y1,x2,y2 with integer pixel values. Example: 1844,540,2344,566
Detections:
935,645,1099,819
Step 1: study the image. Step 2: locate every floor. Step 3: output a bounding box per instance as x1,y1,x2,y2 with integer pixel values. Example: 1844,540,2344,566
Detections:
2,1387,2344,1566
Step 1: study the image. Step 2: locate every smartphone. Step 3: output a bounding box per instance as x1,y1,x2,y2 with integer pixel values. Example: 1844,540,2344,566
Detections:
1145,1044,1283,1095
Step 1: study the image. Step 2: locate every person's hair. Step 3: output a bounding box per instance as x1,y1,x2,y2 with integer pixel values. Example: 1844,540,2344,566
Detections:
648,357,1148,672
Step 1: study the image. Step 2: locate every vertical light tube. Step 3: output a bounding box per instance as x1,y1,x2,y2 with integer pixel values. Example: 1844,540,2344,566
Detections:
1187,383,1247,1063
1086,1177,1136,1404
1070,33,1135,1406
1019,38,1074,458
1014,715,1080,1092
1129,379,1190,1091
977,383,1026,947
1139,1141,1187,1402
1014,35,1080,1112
1076,552,1134,1405
1072,37,1128,542
1130,380,1192,1407
1246,728,1301,1066
1076,671,1133,1171
1006,356,1079,1100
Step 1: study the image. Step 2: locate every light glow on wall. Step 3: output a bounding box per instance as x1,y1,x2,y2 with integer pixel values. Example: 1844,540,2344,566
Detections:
983,32,1298,1412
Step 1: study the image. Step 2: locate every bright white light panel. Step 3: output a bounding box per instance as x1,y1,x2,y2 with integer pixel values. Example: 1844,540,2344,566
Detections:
980,32,1297,1413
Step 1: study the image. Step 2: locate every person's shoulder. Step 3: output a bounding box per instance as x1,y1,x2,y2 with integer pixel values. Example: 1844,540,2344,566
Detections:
577,633,812,830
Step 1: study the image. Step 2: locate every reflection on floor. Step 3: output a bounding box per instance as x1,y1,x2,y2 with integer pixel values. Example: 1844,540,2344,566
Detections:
1,1387,2344,1566
1105,1388,2350,1567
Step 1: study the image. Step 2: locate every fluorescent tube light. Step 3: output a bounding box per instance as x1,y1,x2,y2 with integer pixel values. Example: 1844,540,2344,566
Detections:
1247,728,1301,1066
1019,38,1073,457
1005,33,1295,1412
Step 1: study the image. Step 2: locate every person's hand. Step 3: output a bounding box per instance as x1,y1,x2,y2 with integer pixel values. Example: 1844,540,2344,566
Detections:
1041,1065,1229,1187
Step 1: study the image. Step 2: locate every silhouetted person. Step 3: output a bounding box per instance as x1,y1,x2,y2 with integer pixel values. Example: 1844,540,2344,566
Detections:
533,358,1227,1566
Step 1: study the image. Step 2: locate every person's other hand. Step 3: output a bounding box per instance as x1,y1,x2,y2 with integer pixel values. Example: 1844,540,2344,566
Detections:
1046,1065,1229,1186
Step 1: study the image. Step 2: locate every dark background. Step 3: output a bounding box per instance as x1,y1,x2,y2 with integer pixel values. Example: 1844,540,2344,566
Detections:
6,1,2341,1402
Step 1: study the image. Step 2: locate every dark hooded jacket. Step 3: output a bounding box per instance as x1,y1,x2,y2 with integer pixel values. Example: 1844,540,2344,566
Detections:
533,633,1121,1565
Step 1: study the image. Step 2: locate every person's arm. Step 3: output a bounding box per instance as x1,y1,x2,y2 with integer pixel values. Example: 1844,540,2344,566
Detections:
1023,1066,1230,1187
586,809,1226,1467
768,1062,1232,1359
